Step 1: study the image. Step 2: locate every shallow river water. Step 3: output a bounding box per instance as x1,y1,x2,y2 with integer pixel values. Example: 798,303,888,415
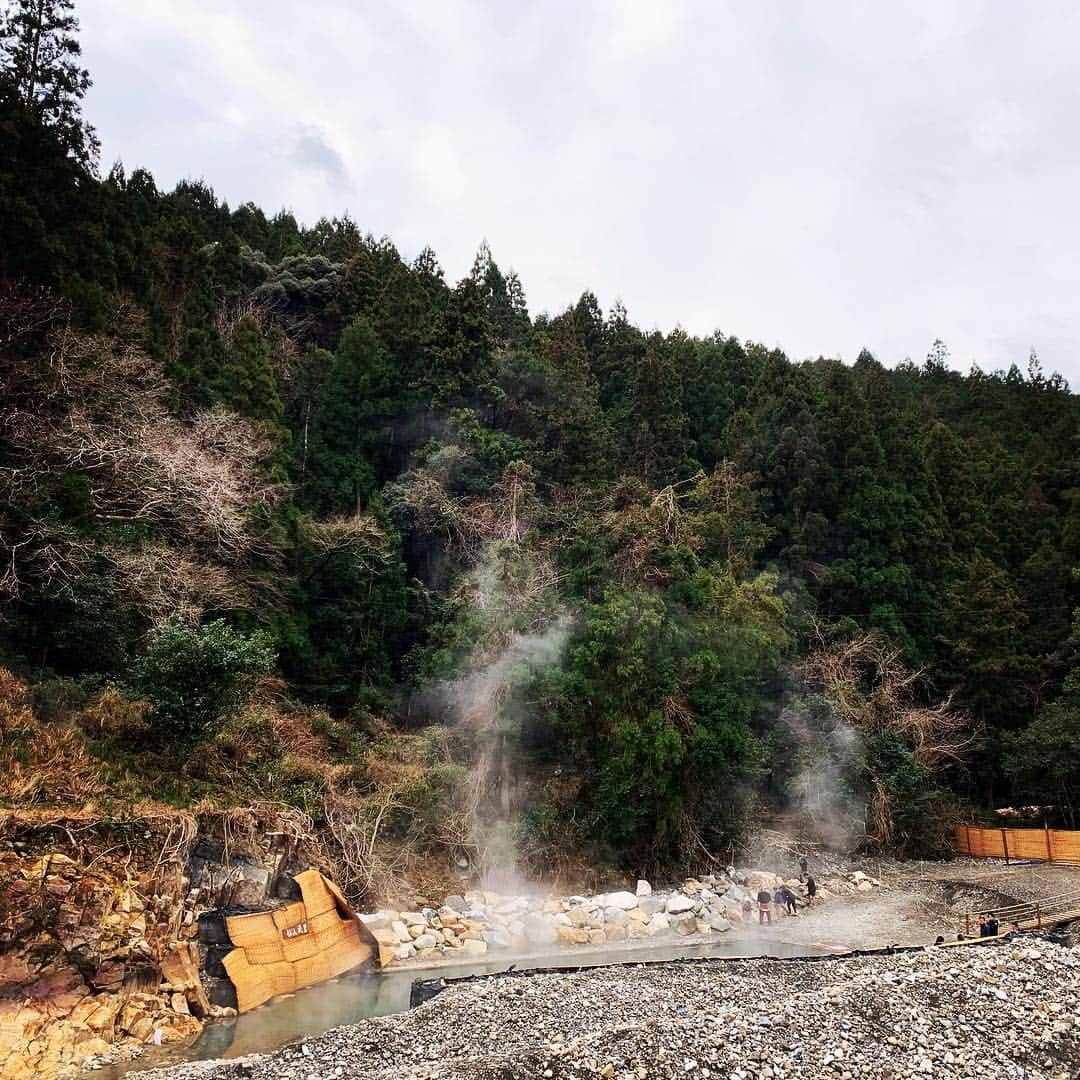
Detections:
95,935,833,1077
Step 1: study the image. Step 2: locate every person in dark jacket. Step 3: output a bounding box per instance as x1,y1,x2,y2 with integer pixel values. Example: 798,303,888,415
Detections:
799,856,809,882
985,915,999,936
805,875,817,906
757,887,773,925
781,886,799,915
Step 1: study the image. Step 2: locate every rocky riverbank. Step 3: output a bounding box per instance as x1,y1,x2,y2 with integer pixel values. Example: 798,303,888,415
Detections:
0,808,311,1079
3,846,875,1079
365,869,881,968
138,938,1080,1080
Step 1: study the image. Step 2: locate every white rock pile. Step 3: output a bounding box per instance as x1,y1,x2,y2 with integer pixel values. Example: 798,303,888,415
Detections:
361,869,883,967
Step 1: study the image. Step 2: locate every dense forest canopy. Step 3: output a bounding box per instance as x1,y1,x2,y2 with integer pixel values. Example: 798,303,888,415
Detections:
1,1,1078,885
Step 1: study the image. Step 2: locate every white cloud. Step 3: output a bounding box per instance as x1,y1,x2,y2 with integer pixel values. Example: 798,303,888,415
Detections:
77,0,1080,383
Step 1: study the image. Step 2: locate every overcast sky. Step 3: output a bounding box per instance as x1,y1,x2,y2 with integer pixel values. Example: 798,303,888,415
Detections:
77,1,1080,383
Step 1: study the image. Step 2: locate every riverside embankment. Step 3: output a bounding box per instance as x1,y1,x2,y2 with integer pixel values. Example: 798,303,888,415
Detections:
137,939,1080,1080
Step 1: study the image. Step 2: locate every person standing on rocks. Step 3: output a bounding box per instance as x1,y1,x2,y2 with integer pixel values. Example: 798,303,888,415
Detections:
799,856,808,882
756,887,773,925
805,875,817,906
985,914,999,937
773,886,784,913
978,915,990,937
781,886,799,916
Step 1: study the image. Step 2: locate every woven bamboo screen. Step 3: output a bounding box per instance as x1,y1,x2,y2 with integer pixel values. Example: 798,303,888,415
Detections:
222,870,377,1013
955,825,1080,864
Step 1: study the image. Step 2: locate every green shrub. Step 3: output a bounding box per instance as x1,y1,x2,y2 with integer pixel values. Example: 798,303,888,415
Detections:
128,619,275,753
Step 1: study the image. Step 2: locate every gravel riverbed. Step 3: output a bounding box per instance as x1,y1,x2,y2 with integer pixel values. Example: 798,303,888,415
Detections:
138,939,1079,1080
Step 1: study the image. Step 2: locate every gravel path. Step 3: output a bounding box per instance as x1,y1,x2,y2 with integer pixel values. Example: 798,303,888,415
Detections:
773,858,1080,951
140,939,1079,1080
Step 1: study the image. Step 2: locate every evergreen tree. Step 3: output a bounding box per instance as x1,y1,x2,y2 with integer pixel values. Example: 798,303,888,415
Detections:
221,315,282,422
0,0,98,166
533,314,609,481
628,334,691,487
304,316,400,515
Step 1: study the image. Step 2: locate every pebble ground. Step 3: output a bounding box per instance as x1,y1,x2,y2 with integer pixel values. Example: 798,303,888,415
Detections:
141,939,1080,1080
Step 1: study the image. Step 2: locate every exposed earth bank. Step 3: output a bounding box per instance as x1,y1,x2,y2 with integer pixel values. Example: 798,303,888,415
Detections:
139,939,1080,1080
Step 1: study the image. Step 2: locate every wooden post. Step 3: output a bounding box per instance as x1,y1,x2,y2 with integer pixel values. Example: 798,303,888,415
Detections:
1001,828,1009,865
964,911,970,937
1045,822,1053,864
1035,902,1042,929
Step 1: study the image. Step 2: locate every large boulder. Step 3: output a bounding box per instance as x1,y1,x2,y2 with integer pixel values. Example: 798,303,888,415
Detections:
671,911,697,936
522,913,557,946
646,913,670,936
599,891,638,911
482,928,512,949
358,912,393,931
666,894,695,915
556,925,587,946
636,880,652,897
638,896,666,916
369,927,401,967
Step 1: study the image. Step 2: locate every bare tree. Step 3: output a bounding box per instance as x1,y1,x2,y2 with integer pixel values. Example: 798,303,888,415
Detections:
0,312,283,618
804,629,979,849
805,630,979,772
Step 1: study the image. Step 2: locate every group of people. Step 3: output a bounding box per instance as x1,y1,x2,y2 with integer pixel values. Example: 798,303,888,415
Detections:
934,914,1022,946
731,856,818,926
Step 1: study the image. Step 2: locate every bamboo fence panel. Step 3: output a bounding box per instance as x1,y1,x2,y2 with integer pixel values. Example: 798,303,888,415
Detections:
955,824,1080,863
221,870,378,1012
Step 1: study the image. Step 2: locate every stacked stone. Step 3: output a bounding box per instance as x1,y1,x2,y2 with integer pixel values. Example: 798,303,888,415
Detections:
365,867,884,968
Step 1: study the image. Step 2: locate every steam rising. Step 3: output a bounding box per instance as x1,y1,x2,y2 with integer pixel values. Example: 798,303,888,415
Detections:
437,615,572,891
780,692,867,851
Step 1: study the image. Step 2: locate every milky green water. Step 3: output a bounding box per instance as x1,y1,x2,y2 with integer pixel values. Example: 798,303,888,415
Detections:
95,935,834,1077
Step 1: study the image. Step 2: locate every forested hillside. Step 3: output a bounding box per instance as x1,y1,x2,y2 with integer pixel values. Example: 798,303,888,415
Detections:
2,1,1077,892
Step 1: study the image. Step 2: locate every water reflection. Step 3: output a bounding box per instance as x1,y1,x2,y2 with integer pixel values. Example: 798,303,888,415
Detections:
96,935,831,1078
